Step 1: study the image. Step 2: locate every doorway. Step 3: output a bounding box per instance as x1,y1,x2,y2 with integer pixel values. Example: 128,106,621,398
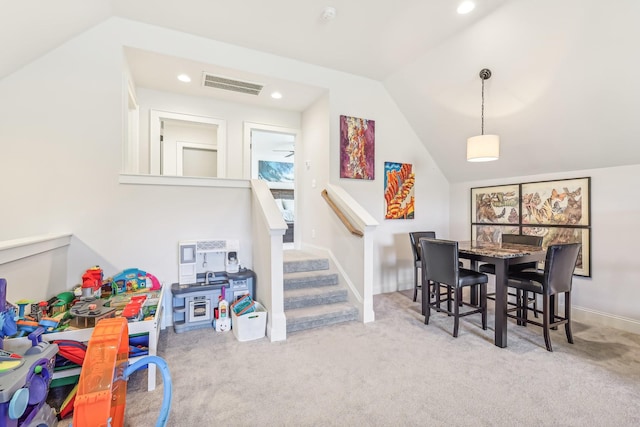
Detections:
245,123,299,247
149,110,226,177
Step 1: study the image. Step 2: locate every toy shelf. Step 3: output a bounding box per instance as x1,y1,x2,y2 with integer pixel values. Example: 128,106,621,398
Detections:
5,285,166,392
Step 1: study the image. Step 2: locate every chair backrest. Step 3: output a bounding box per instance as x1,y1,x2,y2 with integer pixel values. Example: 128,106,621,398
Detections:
502,234,544,270
409,231,436,262
502,234,543,246
543,243,582,295
419,238,459,288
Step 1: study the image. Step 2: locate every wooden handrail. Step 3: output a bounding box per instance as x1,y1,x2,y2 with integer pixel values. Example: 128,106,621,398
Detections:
321,189,364,237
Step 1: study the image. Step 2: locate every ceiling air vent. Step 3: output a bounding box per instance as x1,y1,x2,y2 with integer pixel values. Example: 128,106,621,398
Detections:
202,73,263,96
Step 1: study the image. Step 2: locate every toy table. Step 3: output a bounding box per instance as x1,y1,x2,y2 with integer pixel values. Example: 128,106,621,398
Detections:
5,285,166,392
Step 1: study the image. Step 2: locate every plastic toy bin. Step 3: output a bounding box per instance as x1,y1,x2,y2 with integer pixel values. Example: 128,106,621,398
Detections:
231,302,267,342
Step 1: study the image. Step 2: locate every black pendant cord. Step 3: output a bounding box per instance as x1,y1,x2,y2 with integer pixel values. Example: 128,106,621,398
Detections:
481,77,485,136
478,68,491,136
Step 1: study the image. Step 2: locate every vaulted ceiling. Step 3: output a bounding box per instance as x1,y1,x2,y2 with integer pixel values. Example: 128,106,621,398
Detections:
3,0,639,182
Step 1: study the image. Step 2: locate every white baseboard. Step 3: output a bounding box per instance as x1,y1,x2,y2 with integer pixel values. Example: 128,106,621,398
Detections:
573,306,640,335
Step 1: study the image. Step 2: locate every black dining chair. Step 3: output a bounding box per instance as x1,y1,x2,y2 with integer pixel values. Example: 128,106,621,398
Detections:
420,238,488,337
507,243,582,352
409,231,436,302
479,234,543,316
410,231,463,305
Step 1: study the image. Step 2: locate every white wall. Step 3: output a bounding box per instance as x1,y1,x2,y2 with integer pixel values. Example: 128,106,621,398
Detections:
0,17,448,310
325,81,450,293
450,164,640,333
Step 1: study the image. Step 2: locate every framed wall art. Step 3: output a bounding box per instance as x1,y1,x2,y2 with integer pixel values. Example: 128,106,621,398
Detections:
339,115,375,180
470,177,591,277
522,226,591,277
471,184,520,225
258,160,294,183
383,162,415,219
472,224,520,243
521,177,590,226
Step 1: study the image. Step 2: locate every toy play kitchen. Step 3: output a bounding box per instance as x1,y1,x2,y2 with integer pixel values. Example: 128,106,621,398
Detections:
172,239,256,333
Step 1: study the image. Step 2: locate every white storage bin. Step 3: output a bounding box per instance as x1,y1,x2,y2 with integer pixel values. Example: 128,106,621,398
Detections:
232,302,267,342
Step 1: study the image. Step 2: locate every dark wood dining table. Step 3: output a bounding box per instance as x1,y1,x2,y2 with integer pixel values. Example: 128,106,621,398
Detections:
458,240,546,348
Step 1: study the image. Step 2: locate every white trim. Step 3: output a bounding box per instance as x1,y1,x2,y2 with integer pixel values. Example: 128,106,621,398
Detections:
119,173,250,188
245,122,301,245
573,305,640,335
243,122,300,180
0,233,72,265
149,110,226,176
124,81,140,174
175,141,219,177
325,183,378,229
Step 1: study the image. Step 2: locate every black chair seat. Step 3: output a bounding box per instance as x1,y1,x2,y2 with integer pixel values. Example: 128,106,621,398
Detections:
507,270,544,293
459,268,488,287
478,263,496,274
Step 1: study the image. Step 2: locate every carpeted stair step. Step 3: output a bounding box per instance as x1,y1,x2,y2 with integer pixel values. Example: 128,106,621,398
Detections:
286,302,358,333
283,252,330,274
284,285,348,310
284,270,339,290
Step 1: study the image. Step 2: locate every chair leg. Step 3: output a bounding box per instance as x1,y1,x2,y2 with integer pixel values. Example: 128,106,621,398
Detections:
550,294,558,330
531,292,539,318
413,266,419,302
453,287,460,337
515,289,523,326
424,285,431,325
542,295,553,352
420,286,424,315
565,291,574,344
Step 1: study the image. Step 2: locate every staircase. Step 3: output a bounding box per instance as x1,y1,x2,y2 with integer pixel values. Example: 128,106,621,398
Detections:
283,250,358,333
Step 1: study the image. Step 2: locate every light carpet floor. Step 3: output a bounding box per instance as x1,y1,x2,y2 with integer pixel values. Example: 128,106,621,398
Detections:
121,290,640,426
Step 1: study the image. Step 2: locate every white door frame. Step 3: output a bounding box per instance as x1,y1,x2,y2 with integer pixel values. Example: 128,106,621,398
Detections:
244,122,301,247
176,141,219,177
150,110,226,177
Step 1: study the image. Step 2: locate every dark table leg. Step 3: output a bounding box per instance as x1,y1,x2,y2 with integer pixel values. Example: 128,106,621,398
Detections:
494,259,508,348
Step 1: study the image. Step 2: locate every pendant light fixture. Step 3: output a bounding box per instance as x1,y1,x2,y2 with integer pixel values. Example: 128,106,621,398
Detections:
467,68,499,162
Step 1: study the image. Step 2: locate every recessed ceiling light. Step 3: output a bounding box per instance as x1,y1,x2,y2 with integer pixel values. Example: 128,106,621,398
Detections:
271,92,283,99
177,74,191,83
457,1,475,14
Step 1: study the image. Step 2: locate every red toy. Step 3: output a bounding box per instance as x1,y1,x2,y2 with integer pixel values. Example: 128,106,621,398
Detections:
81,266,103,298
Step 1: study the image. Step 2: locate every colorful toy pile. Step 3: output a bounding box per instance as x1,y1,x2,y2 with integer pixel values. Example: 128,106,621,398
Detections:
3,267,162,339
0,279,59,427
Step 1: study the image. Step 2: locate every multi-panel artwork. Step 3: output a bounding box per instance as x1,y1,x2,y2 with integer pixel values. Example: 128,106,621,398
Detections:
471,177,591,277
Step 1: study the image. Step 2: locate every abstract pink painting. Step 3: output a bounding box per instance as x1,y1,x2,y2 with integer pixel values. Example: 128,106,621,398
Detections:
340,115,375,179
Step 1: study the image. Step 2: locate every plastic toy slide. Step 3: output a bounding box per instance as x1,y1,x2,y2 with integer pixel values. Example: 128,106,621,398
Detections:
72,317,172,427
